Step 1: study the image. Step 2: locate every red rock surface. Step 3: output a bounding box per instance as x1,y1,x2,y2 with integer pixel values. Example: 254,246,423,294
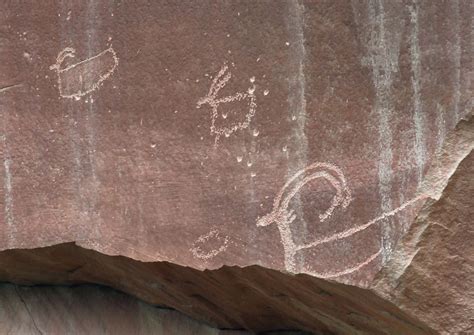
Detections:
373,124,474,334
0,0,472,334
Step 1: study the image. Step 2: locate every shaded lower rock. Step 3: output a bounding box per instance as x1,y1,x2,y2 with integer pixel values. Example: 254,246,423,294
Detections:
0,283,248,335
0,243,434,335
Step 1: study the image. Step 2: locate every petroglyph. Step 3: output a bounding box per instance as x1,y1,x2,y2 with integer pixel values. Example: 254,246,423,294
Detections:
297,194,428,251
190,229,230,260
257,162,352,273
257,162,431,279
50,46,118,100
197,63,257,146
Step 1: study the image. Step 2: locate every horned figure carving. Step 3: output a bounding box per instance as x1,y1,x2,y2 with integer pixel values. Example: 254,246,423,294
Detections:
50,46,118,99
257,162,353,274
257,161,434,280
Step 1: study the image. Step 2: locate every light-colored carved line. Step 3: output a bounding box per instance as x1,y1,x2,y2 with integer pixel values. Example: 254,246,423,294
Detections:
0,84,22,94
52,47,114,73
263,171,341,226
278,163,350,209
287,173,345,222
303,247,382,279
2,154,13,229
215,92,248,104
210,64,231,99
258,162,352,227
296,194,427,251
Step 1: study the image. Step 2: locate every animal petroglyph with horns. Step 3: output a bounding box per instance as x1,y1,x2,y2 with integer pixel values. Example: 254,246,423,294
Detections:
257,162,353,275
257,162,430,280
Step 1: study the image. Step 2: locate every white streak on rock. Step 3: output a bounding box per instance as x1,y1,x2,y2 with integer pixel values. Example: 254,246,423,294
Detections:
374,117,474,288
3,152,13,229
1,128,15,246
0,97,15,240
286,0,308,168
452,0,461,121
84,2,102,241
435,103,446,156
366,0,398,212
356,0,404,261
409,0,426,186
286,0,309,243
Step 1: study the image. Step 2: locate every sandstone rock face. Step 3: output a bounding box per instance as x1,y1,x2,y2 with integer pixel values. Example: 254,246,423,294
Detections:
0,283,249,335
0,0,472,334
0,242,438,334
373,128,474,334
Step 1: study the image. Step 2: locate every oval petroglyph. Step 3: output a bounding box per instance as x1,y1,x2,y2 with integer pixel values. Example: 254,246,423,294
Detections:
190,229,230,260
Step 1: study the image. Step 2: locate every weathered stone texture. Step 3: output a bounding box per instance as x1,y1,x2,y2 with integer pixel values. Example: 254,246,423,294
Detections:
0,283,250,335
0,0,472,334
373,121,474,334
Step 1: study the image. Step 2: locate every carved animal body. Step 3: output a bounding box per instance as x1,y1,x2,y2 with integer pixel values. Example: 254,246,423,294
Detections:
50,46,119,99
257,162,428,279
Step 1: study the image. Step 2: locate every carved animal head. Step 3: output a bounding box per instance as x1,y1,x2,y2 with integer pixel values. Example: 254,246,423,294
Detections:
257,162,352,228
49,47,76,72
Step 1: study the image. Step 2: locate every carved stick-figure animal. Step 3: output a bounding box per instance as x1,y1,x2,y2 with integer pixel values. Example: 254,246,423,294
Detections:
50,46,118,99
197,64,256,146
